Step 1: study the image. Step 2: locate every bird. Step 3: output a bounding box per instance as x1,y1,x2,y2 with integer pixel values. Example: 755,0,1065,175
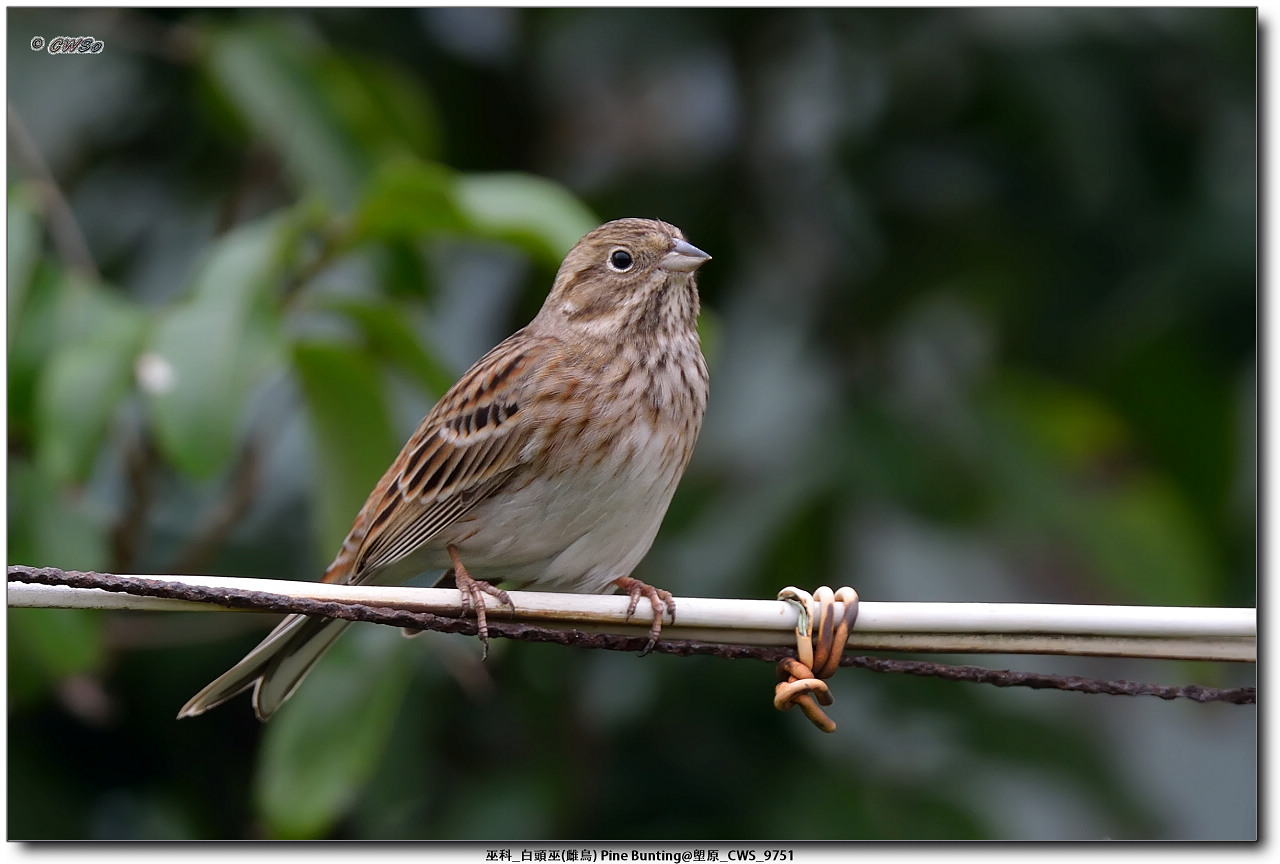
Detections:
178,217,711,721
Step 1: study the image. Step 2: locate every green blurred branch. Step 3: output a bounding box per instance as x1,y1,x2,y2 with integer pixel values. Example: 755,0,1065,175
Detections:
7,103,99,280
108,426,157,573
167,438,262,574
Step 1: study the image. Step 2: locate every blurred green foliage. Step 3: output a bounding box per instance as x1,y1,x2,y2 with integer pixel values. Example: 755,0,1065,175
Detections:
6,7,1255,840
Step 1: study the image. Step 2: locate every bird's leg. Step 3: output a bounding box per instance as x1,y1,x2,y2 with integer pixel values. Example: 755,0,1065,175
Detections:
614,576,675,656
448,544,512,660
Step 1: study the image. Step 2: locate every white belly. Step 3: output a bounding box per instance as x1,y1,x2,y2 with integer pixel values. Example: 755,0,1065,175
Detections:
431,420,686,593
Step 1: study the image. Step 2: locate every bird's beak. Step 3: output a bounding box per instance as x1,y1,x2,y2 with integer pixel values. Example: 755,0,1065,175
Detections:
660,238,712,273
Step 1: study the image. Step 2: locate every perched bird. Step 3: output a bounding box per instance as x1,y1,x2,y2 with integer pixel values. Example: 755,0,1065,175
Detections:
179,218,711,721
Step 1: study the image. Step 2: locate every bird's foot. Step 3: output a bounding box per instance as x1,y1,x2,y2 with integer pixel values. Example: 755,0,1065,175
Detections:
614,576,675,656
449,545,512,660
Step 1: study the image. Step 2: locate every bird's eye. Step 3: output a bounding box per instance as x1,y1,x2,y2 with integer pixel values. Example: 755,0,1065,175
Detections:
608,249,634,272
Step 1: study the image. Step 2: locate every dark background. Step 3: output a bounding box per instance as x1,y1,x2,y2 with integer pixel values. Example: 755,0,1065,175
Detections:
7,7,1256,839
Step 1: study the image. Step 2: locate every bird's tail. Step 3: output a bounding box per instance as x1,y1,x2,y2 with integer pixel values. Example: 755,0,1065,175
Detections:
177,615,351,721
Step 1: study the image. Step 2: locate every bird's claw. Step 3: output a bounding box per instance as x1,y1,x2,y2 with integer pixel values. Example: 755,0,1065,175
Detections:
449,546,512,660
615,576,675,656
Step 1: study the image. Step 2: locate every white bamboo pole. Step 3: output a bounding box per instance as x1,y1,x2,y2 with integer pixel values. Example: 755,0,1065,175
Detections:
7,573,1256,663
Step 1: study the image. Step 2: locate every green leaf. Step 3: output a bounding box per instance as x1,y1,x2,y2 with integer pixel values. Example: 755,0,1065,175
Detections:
254,629,414,838
1004,378,1129,473
353,158,464,243
144,217,288,479
8,183,43,325
371,239,435,302
983,375,1219,605
7,607,108,709
454,172,599,265
34,278,148,483
7,459,110,704
1067,474,1217,606
206,27,367,207
292,340,399,553
352,162,598,267
6,460,109,571
316,297,456,397
8,609,106,680
36,338,141,483
8,266,63,445
315,54,442,163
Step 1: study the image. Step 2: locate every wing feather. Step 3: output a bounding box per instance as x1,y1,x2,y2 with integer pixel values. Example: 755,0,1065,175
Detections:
334,332,564,584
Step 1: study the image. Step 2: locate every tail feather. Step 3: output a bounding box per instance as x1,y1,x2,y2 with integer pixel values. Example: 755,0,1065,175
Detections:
178,615,351,722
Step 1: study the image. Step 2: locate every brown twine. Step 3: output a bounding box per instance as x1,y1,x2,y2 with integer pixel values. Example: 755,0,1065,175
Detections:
773,586,860,732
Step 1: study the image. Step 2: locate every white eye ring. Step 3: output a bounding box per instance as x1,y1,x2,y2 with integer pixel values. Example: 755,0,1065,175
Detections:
607,248,634,272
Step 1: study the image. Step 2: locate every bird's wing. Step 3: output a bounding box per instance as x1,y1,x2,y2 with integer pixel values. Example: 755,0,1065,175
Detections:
323,331,566,585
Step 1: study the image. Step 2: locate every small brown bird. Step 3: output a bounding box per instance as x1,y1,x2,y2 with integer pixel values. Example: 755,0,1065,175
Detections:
179,218,711,721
